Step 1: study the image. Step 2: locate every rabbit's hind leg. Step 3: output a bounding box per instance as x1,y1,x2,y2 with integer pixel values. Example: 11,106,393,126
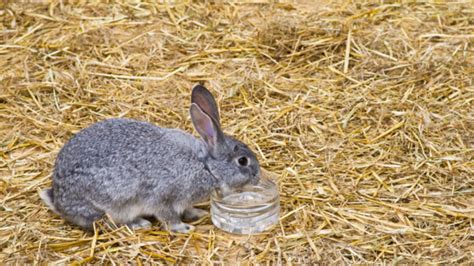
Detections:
107,201,152,230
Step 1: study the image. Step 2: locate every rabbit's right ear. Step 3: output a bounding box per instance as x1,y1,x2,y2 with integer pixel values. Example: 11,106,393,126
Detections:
190,103,225,151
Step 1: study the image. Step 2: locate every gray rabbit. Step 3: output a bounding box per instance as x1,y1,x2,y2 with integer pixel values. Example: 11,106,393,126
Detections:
40,85,261,233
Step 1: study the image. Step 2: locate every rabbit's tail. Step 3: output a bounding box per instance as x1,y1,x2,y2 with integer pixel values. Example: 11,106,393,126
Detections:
39,188,59,214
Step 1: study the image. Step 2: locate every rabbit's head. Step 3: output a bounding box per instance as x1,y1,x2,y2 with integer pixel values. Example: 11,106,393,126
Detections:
190,85,261,189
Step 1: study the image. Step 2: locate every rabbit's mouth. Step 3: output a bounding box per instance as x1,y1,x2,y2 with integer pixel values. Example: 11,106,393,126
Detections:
217,183,233,197
250,173,261,185
250,177,260,185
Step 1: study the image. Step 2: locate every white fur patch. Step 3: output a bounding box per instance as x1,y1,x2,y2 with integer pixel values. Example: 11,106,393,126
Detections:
39,189,59,214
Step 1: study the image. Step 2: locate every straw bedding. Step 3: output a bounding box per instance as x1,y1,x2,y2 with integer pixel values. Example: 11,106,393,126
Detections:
1,1,473,264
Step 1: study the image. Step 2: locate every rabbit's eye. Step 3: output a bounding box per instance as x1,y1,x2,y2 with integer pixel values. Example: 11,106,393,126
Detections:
238,156,248,166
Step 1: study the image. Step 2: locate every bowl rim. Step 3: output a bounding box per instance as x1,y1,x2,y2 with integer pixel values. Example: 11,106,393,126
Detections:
210,176,279,208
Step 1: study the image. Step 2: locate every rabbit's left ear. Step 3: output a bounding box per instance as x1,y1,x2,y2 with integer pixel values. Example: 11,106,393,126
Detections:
190,103,225,149
191,85,220,126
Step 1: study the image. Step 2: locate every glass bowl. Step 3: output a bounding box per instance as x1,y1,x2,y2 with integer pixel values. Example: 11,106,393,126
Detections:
210,174,280,234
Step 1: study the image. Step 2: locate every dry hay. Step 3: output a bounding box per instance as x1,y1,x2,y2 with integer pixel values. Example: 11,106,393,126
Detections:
1,1,473,264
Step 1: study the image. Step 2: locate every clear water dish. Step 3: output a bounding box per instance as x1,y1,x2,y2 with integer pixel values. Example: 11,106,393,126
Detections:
211,176,280,234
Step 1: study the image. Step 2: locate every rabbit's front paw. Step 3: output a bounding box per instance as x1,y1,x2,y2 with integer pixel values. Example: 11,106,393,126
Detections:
127,218,152,230
182,208,209,222
169,222,195,233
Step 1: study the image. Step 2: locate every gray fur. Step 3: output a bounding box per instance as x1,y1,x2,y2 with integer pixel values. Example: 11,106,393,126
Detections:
41,85,261,232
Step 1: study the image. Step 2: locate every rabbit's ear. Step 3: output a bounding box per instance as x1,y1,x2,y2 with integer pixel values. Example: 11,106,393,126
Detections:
190,103,224,149
191,85,220,126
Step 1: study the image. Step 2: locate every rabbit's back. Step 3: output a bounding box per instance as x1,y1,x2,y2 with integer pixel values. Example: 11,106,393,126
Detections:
53,118,205,193
55,118,167,173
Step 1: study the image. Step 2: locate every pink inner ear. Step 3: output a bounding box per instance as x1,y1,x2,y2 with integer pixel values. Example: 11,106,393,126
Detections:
191,103,217,142
204,122,215,139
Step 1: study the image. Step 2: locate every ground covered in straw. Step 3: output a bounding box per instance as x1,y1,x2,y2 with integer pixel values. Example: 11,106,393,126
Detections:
1,1,473,264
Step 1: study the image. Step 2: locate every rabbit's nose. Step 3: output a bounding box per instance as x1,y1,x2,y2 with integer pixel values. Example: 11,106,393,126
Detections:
250,176,260,185
250,167,261,185
255,169,261,179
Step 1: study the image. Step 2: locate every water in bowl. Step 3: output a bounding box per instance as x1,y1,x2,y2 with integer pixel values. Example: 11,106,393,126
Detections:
211,176,280,234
